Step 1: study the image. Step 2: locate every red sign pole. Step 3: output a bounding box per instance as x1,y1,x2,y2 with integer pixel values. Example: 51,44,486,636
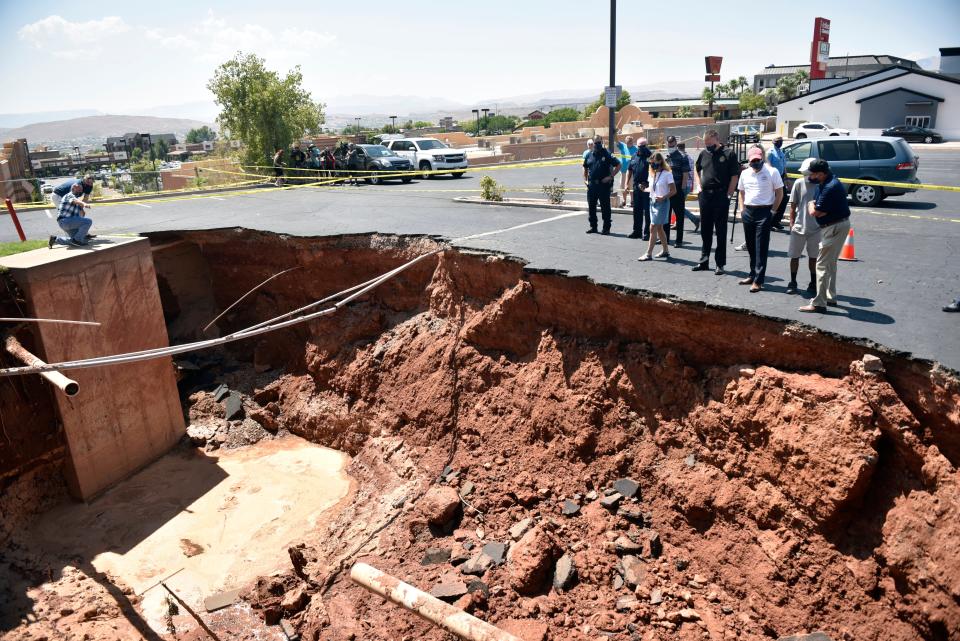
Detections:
810,17,830,80
4,199,27,242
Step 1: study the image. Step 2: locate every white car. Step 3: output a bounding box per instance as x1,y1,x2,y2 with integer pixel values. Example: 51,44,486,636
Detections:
793,122,851,139
382,137,468,178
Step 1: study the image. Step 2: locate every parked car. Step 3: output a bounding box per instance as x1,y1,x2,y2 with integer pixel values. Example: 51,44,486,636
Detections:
382,137,468,178
350,144,414,184
730,124,761,142
793,122,851,139
782,136,919,207
41,184,54,194
880,125,943,144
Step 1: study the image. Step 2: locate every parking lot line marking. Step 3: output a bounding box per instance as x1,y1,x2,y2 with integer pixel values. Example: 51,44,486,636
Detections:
133,203,152,208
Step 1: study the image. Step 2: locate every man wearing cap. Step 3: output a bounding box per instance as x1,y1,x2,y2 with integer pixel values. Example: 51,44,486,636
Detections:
799,159,852,313
51,175,94,211
582,136,621,235
767,136,787,229
626,138,652,240
786,158,821,295
736,146,783,292
48,182,94,248
693,130,740,274
664,135,691,248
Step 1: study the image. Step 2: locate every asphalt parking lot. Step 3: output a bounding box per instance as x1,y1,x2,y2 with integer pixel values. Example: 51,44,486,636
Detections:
4,147,959,372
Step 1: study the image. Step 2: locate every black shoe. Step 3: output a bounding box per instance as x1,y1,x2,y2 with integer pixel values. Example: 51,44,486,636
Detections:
48,235,56,249
68,239,86,247
806,281,816,294
673,241,683,248
601,228,611,235
772,223,784,231
627,231,643,239
715,266,725,275
739,277,755,286
85,234,97,240
586,228,599,234
943,300,960,313
786,281,798,294
641,235,649,241
693,221,700,233
691,263,709,272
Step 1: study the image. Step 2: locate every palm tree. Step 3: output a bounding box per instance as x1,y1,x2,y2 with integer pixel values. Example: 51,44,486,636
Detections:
715,83,729,98
736,76,749,96
701,87,716,116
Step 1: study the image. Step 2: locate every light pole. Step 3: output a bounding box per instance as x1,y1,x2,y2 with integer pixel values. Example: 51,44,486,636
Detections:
355,117,362,143
73,146,81,172
608,0,616,152
472,109,480,137
390,115,397,132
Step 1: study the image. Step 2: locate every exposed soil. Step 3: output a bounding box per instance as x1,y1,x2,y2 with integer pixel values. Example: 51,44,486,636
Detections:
3,229,958,641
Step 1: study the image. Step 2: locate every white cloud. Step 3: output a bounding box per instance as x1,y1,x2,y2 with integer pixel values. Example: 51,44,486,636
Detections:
17,15,130,61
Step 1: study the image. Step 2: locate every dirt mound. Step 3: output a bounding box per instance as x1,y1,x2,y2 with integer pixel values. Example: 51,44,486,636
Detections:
165,232,958,641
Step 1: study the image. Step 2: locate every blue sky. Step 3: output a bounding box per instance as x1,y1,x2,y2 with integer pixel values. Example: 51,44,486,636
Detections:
1,0,958,116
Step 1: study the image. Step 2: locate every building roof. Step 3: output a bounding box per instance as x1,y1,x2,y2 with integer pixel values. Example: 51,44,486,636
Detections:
855,88,945,104
781,65,960,105
631,98,739,108
755,55,920,76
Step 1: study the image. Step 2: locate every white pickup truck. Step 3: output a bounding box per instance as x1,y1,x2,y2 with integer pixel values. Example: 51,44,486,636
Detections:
381,137,468,178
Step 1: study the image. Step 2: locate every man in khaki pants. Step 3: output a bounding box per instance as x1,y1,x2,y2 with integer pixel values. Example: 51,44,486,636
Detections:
799,159,851,313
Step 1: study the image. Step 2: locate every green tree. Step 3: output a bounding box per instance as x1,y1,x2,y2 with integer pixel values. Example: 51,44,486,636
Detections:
186,126,217,143
581,89,632,118
464,114,520,135
208,52,325,165
736,76,749,96
701,87,716,107
543,107,581,125
775,75,800,102
412,120,433,129
738,90,766,116
675,105,694,118
152,139,169,161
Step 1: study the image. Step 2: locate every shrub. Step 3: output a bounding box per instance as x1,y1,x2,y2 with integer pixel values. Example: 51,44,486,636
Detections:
542,178,566,204
480,175,504,202
554,146,568,157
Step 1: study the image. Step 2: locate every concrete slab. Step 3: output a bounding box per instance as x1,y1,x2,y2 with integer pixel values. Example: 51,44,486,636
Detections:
2,236,185,499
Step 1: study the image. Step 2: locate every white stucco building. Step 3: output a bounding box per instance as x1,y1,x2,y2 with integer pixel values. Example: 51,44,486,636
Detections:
776,66,960,140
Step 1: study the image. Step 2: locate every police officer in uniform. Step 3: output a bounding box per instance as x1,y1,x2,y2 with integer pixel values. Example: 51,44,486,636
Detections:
693,129,741,274
582,135,621,234
664,135,691,247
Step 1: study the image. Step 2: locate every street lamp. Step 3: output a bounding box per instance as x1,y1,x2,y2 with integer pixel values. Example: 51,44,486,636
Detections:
144,133,160,192
471,109,480,137
390,115,397,131
355,117,362,143
608,0,616,152
73,146,81,171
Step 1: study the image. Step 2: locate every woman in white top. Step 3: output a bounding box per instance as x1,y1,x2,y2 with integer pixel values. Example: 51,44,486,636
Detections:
638,151,676,261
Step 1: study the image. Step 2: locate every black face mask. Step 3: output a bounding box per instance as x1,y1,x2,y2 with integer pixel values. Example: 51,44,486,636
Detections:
651,162,662,169
749,160,763,169
774,141,783,148
808,176,820,184
707,144,718,152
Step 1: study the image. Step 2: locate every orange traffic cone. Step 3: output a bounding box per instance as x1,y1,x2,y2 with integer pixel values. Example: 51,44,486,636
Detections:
839,227,857,261
670,211,676,225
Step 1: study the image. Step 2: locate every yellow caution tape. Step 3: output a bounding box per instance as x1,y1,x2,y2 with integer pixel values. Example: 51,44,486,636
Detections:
785,173,960,193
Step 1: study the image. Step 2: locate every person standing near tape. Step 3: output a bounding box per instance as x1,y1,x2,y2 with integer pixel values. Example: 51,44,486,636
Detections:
799,159,852,313
664,136,690,248
637,151,675,261
786,158,821,295
51,175,94,211
48,182,93,248
736,146,783,293
626,138,651,240
693,130,740,275
767,136,787,230
272,148,285,187
616,135,637,208
677,142,700,232
582,136,621,235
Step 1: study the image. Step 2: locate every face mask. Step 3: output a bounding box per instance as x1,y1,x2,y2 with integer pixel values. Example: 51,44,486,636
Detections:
652,162,661,169
774,141,782,148
667,145,676,151
808,176,819,184
749,160,763,169
707,144,717,151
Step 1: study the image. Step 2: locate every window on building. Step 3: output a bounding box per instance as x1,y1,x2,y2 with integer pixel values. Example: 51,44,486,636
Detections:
818,140,859,162
905,116,931,128
858,141,896,160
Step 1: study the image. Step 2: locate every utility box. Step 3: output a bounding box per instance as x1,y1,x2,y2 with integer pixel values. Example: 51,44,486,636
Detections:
0,237,185,500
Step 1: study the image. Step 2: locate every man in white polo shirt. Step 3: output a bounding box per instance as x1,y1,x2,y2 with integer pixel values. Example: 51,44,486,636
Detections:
737,146,783,292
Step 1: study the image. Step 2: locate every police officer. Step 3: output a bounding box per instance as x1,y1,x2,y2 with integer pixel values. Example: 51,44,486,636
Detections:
626,138,652,240
582,135,621,234
693,130,741,274
664,135,691,248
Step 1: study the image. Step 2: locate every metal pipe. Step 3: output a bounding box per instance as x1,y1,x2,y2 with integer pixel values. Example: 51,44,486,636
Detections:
349,562,523,641
4,335,79,396
0,317,101,327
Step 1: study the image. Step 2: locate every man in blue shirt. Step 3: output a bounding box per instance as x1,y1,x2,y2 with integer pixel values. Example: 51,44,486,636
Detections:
625,138,652,239
51,175,94,210
799,159,851,313
582,136,621,234
767,137,787,229
48,183,94,247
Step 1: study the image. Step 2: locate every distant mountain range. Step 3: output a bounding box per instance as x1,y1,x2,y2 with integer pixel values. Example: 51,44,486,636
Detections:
1,115,215,150
1,81,707,146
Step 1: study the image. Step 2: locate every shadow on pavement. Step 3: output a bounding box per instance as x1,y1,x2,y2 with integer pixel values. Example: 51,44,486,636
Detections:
874,200,937,210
